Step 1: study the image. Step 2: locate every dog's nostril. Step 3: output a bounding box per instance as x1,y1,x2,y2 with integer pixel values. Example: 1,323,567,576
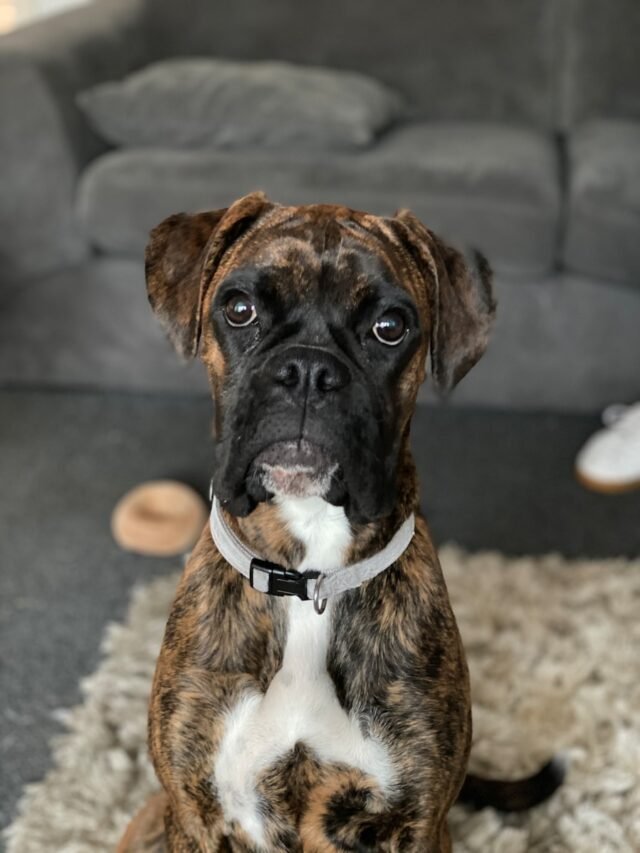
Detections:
316,367,330,393
314,362,350,394
316,366,340,393
275,362,300,388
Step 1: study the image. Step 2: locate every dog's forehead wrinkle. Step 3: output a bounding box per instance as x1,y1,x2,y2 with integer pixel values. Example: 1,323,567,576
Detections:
244,236,321,274
231,216,412,313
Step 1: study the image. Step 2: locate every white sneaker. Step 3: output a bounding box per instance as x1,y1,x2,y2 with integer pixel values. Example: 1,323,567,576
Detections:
576,402,640,493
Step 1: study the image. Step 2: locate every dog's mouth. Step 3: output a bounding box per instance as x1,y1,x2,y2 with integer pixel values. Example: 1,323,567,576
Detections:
250,439,341,499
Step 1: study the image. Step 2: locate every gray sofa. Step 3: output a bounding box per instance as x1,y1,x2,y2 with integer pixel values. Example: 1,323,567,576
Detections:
1,0,639,410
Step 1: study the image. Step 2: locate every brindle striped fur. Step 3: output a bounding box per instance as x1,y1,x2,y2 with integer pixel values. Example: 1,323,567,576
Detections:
119,194,495,852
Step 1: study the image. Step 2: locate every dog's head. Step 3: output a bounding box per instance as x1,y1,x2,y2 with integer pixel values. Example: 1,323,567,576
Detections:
146,192,495,523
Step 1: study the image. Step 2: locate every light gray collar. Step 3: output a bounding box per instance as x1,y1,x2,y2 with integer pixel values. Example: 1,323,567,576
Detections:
209,496,415,614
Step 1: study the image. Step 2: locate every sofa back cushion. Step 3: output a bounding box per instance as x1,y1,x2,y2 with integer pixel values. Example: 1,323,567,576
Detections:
560,0,640,126
143,0,562,127
76,124,561,278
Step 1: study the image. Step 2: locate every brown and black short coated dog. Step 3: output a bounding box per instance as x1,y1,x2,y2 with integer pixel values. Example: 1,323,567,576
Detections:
119,193,561,853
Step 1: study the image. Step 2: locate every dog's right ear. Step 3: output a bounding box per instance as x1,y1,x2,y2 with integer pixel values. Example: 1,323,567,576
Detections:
145,192,272,358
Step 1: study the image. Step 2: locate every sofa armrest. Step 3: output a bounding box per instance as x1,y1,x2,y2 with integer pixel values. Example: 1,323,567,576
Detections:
0,0,154,280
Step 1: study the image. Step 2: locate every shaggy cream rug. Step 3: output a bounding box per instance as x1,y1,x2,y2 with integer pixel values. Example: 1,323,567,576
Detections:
5,548,640,853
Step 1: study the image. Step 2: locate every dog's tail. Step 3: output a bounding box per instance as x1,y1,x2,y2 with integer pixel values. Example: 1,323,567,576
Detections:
458,756,566,812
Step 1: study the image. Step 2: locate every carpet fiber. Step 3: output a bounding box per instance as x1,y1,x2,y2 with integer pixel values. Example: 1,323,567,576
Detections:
5,547,639,853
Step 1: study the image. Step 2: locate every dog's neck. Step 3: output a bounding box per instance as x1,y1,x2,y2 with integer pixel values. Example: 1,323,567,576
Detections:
227,444,419,571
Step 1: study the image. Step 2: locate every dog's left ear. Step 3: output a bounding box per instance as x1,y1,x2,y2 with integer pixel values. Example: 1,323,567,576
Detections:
391,209,496,392
145,192,273,358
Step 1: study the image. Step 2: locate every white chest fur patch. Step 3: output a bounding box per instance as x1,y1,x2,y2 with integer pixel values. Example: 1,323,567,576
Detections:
213,497,396,848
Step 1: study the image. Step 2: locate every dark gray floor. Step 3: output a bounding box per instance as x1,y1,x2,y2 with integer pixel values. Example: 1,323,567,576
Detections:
1,390,639,832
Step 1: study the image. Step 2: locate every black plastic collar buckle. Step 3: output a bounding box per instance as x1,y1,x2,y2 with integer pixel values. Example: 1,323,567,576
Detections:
249,558,319,601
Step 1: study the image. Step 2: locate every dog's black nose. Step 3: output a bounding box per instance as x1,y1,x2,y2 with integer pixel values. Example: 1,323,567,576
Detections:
271,347,350,396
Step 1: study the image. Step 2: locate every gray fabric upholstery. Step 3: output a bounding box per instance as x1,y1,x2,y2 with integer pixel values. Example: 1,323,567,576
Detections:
442,273,640,411
0,59,86,279
560,0,640,126
2,0,639,411
78,58,403,150
0,260,207,394
77,123,560,277
3,0,640,286
143,0,562,127
564,121,640,289
0,0,153,279
1,260,639,412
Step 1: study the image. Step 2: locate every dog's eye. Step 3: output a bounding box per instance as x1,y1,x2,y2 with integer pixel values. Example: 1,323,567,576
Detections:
372,310,407,346
224,293,257,327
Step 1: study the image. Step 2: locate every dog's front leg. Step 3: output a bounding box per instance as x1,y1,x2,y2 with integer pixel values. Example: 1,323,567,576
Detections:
145,538,284,852
150,663,259,851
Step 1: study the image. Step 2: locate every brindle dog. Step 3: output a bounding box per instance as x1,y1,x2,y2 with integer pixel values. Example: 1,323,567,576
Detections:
119,193,561,853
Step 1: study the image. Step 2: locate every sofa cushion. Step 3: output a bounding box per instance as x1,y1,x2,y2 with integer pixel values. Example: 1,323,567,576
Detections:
564,121,640,289
77,122,561,276
77,58,403,150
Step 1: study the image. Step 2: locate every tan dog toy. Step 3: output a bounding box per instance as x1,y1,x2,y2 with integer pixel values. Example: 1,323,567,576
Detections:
111,480,207,557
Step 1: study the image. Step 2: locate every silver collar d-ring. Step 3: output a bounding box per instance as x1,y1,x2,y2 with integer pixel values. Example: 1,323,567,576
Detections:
313,573,327,615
